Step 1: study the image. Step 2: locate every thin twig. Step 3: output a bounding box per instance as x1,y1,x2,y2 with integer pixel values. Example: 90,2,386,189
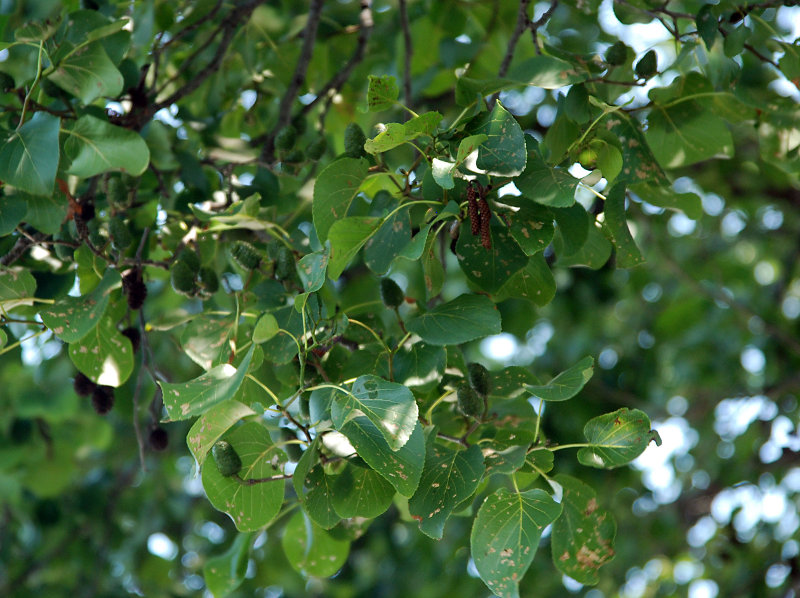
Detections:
498,0,531,78
529,0,558,54
298,0,374,117
398,0,413,113
260,0,326,163
235,472,293,485
154,0,265,111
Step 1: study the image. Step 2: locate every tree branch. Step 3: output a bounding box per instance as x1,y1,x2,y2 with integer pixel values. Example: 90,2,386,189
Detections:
153,0,265,112
498,0,531,78
298,0,374,118
529,0,558,54
260,0,326,163
398,0,413,113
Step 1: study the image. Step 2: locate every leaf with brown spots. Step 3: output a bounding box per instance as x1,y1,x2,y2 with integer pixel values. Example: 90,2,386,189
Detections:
470,488,562,598
578,407,660,468
408,443,485,539
551,474,616,585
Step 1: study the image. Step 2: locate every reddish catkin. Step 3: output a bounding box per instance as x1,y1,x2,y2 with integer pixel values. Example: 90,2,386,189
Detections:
478,198,492,250
467,183,480,235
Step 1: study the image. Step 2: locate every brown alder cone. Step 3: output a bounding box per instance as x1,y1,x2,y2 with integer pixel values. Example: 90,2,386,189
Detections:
467,183,480,235
479,198,492,250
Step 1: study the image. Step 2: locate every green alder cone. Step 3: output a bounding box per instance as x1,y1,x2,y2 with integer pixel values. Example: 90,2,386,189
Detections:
457,382,483,417
212,440,242,477
170,260,197,295
106,177,128,205
275,125,298,151
280,428,304,462
467,363,490,397
604,41,628,66
283,149,305,164
198,266,219,295
176,248,201,273
380,277,405,308
306,136,327,160
275,246,295,280
229,241,261,271
109,217,132,251
635,50,658,79
344,123,367,158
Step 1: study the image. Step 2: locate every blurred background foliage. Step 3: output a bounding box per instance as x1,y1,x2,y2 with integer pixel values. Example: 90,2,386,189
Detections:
0,0,799,597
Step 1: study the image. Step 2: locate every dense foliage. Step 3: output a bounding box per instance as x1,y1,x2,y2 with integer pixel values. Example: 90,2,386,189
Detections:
1,0,799,596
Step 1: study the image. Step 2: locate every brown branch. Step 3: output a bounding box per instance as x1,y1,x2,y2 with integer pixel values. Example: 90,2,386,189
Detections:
499,0,531,78
529,0,558,54
153,0,265,112
298,0,374,117
260,0,326,163
0,232,47,266
398,0,413,113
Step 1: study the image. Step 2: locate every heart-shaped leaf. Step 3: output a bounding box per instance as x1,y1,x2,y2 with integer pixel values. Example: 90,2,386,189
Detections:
578,408,661,468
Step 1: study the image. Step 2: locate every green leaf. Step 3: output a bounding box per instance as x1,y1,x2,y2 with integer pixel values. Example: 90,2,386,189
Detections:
68,315,134,387
506,200,554,255
0,112,60,196
516,151,577,208
406,294,502,346
64,115,150,177
297,245,329,293
552,203,589,257
364,122,409,154
455,220,528,293
471,488,563,598
392,342,446,392
253,313,279,344
645,101,734,169
469,101,527,176
0,197,27,235
366,74,400,111
0,268,36,312
40,268,120,342
630,182,703,220
48,41,123,104
695,5,718,50
431,158,456,189
603,183,644,267
204,532,252,598
364,112,442,154
327,217,383,279
202,421,287,532
24,194,70,234
302,465,342,529
551,474,616,585
331,375,419,451
186,400,256,466
494,253,557,306
181,316,234,370
408,444,485,539
281,511,349,577
364,208,411,275
405,111,443,137
340,416,425,497
331,463,396,519
312,157,370,242
456,133,488,164
578,408,660,468
525,356,594,401
509,55,587,89
556,223,612,269
160,345,255,421
602,114,669,186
